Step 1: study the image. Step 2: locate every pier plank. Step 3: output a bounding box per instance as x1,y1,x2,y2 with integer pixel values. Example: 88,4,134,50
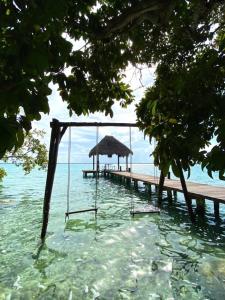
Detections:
108,171,225,204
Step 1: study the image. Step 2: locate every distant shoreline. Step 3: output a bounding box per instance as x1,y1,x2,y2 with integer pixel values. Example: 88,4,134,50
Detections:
0,162,155,165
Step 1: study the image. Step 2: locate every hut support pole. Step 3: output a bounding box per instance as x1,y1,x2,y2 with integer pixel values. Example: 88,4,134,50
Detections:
93,155,95,170
41,119,62,240
118,155,120,171
177,160,195,223
97,154,99,172
126,156,128,171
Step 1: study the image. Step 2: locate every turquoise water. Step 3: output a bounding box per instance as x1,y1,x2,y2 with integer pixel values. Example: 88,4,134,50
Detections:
0,164,225,299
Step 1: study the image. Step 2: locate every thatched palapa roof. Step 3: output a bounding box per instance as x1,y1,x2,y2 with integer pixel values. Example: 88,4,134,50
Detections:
89,135,133,157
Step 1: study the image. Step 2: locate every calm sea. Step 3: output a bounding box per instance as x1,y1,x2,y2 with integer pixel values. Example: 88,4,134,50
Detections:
0,163,225,299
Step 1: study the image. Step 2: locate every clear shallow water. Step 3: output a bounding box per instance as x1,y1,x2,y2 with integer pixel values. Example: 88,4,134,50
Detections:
0,164,225,299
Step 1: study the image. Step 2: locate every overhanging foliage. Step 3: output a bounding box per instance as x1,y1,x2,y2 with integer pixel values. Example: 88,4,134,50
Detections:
1,0,225,179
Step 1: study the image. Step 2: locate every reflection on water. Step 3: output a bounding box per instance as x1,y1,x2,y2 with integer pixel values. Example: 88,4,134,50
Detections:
0,164,225,299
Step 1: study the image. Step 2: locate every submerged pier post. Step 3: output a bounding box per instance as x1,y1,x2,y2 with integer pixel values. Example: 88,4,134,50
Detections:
214,202,220,220
133,179,138,190
196,198,206,216
126,177,131,185
145,183,152,194
166,172,173,202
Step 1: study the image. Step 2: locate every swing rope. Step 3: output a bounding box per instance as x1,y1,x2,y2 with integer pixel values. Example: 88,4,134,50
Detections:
96,126,99,172
129,126,132,173
65,126,98,219
129,126,134,214
66,126,72,218
94,126,99,212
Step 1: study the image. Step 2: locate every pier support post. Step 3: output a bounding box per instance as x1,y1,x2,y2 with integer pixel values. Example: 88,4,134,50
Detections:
145,183,152,195
41,119,62,240
126,177,131,185
166,172,173,202
196,198,206,216
177,160,195,223
214,202,220,220
133,180,138,190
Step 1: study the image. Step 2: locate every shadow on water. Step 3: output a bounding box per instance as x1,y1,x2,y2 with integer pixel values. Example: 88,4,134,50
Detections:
105,178,225,299
107,175,225,245
32,242,68,279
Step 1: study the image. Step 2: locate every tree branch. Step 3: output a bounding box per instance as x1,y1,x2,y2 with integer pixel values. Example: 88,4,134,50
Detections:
97,0,171,39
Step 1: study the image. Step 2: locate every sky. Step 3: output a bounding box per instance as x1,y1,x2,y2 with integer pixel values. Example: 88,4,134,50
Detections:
33,64,157,165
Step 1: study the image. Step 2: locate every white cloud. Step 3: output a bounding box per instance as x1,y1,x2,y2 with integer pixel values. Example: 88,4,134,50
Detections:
33,64,156,163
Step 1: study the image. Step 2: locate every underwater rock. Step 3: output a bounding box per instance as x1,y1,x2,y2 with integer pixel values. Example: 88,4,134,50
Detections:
68,290,73,300
84,285,89,293
91,288,100,299
200,259,225,278
148,293,162,300
13,276,22,290
105,239,116,245
152,261,158,272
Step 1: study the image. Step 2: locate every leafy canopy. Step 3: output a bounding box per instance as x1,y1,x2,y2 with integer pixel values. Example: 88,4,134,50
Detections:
0,129,48,180
136,1,225,178
0,0,134,157
1,0,225,179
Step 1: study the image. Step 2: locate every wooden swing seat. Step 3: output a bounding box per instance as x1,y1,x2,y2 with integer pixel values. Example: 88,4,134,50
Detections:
65,207,98,217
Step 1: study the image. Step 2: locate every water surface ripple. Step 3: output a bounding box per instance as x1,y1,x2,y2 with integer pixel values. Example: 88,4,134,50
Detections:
0,164,225,299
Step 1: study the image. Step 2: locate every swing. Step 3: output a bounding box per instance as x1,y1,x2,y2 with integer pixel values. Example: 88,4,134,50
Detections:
130,132,160,216
65,126,98,219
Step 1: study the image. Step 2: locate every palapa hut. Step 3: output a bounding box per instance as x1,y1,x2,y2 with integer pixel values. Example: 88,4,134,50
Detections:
89,135,133,171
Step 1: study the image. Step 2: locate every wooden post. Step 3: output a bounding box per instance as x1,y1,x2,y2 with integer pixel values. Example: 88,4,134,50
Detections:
93,155,95,170
126,156,128,171
177,160,195,223
118,155,120,171
196,198,206,216
133,180,138,189
41,119,61,240
214,202,220,219
158,171,165,198
147,184,152,194
167,172,173,202
126,177,131,185
97,154,99,172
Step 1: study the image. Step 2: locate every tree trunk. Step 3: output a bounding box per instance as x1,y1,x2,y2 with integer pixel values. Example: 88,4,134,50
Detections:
176,160,195,223
158,171,165,198
41,119,61,240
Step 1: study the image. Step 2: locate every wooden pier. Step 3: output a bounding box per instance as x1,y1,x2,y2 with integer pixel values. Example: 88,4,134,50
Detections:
82,170,100,177
105,171,224,219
